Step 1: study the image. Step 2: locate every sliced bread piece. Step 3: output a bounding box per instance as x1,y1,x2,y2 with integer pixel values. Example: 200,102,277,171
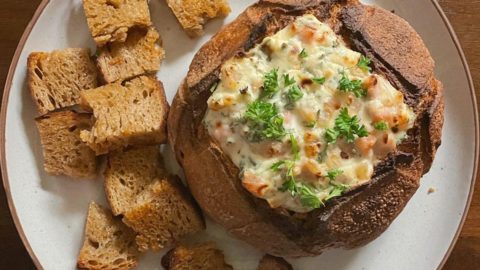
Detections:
96,27,165,83
165,0,231,37
122,176,205,252
257,254,293,270
161,242,232,270
35,110,97,178
79,76,169,155
104,146,166,216
77,202,139,270
83,0,152,46
104,146,205,252
28,48,98,115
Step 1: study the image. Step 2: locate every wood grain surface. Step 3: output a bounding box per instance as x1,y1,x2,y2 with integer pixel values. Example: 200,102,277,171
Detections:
0,0,478,269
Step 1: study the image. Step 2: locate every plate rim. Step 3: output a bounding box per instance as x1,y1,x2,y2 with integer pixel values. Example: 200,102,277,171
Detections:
0,0,477,269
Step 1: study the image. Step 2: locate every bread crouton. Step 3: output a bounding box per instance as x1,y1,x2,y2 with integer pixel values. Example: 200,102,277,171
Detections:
104,146,166,216
257,254,293,270
161,242,232,270
165,0,231,37
96,27,165,83
35,110,97,178
79,76,169,155
28,48,98,115
83,0,152,46
77,202,139,270
104,146,205,252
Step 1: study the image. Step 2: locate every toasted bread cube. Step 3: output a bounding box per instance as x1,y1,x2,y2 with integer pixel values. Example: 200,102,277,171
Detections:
123,176,205,252
257,254,293,270
77,202,139,270
104,146,205,252
161,242,232,270
165,0,231,37
104,146,166,216
79,76,169,155
35,111,97,178
83,0,152,46
28,48,98,115
96,27,165,83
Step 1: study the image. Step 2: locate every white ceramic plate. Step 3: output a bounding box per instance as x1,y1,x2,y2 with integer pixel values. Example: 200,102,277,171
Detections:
1,0,477,269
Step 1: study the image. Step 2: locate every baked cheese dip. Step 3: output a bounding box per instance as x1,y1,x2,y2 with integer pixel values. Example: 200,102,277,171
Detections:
204,14,415,213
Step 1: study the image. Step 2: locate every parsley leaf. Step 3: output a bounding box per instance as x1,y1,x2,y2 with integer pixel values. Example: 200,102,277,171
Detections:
286,85,304,106
338,73,367,98
326,169,343,181
283,74,296,87
279,175,322,209
290,134,300,160
299,48,308,58
244,101,286,142
279,161,297,195
357,55,372,72
325,184,348,201
280,178,297,196
313,77,326,85
324,108,368,143
271,160,286,171
325,128,340,144
299,184,322,208
305,121,316,128
260,69,279,99
374,121,389,131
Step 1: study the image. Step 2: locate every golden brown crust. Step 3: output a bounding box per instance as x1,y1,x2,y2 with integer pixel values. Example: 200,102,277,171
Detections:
166,0,231,37
161,242,232,270
80,76,169,155
168,0,444,257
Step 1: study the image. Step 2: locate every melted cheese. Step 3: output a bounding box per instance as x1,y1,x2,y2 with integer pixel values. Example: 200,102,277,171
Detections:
204,15,415,213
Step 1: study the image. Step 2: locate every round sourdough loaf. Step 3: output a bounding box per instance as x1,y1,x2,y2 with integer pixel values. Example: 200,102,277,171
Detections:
168,0,444,257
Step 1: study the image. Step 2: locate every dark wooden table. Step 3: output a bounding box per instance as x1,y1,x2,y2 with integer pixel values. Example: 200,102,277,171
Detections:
0,0,478,269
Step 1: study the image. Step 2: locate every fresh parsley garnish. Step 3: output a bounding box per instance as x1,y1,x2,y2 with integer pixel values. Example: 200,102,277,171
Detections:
299,184,322,208
305,121,316,128
271,161,286,171
244,101,286,142
357,55,372,72
283,74,296,87
338,73,367,98
313,77,326,85
324,108,368,144
325,184,348,201
279,174,322,209
325,128,340,144
374,121,389,131
326,169,343,181
299,48,308,58
260,69,279,99
286,85,304,106
290,134,300,160
275,161,347,208
279,161,296,192
280,178,296,196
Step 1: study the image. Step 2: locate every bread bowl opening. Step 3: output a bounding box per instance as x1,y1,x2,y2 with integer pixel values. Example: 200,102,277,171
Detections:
204,14,415,213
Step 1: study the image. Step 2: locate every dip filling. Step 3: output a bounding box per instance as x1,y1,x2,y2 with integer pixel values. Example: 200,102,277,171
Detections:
204,15,415,213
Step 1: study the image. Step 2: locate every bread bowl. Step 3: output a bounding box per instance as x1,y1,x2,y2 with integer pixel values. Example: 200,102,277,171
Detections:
168,0,444,257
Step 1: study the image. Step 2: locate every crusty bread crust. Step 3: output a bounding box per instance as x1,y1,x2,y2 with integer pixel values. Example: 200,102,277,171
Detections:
257,254,293,270
161,242,232,270
166,0,231,37
168,0,444,257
